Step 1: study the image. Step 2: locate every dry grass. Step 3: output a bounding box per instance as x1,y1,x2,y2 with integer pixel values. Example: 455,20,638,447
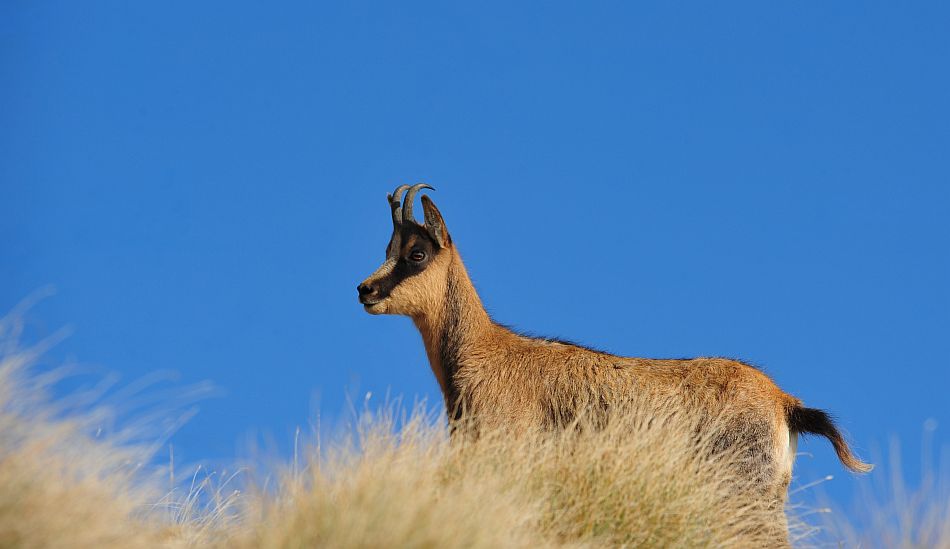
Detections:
226,402,785,548
1,309,947,548
0,318,173,547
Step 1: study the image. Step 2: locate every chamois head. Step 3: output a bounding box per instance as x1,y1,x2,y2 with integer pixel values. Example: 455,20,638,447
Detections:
357,184,452,316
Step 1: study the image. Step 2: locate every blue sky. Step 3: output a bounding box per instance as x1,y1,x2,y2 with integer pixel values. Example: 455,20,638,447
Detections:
3,1,948,511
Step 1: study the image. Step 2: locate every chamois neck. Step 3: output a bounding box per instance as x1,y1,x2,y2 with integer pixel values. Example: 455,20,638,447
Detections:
411,248,492,407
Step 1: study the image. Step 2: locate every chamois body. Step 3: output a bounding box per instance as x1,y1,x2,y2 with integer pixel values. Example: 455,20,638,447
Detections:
358,185,871,542
413,247,798,486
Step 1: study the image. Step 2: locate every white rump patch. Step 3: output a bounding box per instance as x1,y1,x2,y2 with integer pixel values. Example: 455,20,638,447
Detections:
786,430,798,472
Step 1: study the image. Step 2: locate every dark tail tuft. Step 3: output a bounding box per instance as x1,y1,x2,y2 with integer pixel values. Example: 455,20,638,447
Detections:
787,406,873,473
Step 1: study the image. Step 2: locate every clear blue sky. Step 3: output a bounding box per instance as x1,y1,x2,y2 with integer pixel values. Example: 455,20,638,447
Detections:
3,1,948,511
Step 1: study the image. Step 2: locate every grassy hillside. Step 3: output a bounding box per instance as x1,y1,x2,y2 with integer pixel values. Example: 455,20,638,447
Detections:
1,314,946,548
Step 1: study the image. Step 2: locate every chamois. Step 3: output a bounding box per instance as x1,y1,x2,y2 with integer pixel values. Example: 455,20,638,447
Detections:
357,184,870,522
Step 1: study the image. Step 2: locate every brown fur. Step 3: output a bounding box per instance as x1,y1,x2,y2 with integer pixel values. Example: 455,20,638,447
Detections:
359,189,871,542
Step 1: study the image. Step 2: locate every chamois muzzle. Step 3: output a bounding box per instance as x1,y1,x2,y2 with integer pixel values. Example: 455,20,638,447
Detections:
357,282,380,304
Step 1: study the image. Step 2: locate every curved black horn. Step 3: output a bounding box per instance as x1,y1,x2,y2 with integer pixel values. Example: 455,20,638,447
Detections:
388,184,411,227
401,183,434,223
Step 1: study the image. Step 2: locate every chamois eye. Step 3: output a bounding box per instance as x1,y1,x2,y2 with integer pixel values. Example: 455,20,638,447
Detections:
409,251,426,262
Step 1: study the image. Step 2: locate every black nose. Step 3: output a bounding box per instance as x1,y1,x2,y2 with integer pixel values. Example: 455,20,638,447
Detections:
357,283,375,297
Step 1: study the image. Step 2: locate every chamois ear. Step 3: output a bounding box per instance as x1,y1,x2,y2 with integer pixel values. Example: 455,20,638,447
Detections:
421,195,451,248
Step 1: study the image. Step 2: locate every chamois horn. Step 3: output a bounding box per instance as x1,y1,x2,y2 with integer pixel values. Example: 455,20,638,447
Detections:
401,183,434,223
385,184,412,258
388,184,412,228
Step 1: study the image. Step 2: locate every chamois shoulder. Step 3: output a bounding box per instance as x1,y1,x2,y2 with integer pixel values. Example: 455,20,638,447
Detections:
494,323,615,354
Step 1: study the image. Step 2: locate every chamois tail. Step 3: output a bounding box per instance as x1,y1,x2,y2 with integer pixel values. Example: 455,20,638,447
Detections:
787,405,873,473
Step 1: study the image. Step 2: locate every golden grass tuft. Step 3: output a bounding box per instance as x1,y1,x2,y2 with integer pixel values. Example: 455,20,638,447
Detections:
226,401,785,548
0,322,172,547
